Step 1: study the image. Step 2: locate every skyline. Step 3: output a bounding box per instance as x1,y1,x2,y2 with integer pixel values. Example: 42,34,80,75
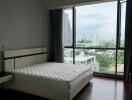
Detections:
64,1,126,41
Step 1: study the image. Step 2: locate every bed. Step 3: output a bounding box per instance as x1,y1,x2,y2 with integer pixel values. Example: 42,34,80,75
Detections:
4,47,93,100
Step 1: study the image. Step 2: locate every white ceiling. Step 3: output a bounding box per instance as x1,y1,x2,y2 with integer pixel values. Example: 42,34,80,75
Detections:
43,0,115,9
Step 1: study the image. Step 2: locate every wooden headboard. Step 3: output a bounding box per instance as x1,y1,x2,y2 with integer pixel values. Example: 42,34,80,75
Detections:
4,47,48,72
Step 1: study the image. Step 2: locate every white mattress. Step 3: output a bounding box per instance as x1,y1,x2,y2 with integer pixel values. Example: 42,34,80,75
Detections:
8,62,93,100
12,62,92,82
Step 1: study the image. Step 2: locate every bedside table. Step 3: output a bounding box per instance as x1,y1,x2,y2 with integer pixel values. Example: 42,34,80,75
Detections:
0,72,13,84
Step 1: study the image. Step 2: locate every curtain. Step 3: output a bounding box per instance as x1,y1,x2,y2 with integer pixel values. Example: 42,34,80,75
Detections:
124,0,132,84
49,9,64,63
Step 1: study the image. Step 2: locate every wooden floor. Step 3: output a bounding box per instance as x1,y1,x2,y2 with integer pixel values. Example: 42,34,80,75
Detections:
0,77,131,100
74,77,132,100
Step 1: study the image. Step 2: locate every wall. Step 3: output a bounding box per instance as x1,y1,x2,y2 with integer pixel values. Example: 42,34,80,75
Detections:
0,0,49,72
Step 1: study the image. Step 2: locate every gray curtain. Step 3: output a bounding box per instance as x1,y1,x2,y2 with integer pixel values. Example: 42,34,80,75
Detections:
49,9,64,63
124,0,132,84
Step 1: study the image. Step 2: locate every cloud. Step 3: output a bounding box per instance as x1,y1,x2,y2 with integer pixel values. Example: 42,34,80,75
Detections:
64,1,126,41
75,1,118,40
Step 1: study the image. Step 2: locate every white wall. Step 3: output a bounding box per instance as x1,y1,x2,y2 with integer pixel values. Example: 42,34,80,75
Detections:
0,0,49,72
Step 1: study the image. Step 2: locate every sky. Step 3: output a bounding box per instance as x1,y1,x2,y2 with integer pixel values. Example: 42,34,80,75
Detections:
64,1,126,41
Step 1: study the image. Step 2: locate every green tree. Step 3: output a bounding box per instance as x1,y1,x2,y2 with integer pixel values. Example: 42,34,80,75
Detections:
96,54,111,68
75,50,80,56
117,51,124,64
83,49,90,56
103,41,115,48
78,37,91,43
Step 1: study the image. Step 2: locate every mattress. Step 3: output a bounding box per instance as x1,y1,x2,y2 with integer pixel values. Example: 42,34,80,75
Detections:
8,62,93,100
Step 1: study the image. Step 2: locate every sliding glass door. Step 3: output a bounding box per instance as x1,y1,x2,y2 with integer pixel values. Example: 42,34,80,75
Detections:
63,0,126,76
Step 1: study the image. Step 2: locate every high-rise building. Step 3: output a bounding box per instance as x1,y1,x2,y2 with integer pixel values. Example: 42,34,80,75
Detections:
63,12,73,46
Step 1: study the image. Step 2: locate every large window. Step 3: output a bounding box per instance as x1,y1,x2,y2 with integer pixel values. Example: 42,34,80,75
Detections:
64,48,73,63
63,0,126,76
120,1,126,48
76,2,117,48
63,8,73,47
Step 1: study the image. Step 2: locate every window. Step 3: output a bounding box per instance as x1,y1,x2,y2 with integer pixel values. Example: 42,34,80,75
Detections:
120,1,126,48
117,50,124,75
76,2,117,48
64,48,73,63
75,49,116,73
63,0,126,76
63,8,73,47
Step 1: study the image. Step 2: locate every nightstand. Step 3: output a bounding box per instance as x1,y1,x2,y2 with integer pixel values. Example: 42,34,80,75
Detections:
0,72,13,84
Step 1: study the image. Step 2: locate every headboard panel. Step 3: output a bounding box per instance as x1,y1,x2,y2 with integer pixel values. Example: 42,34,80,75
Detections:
4,47,48,72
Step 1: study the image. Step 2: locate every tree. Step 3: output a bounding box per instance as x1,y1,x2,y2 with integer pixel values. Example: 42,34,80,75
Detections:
75,50,80,56
78,39,91,43
96,54,112,68
102,41,115,48
117,51,124,64
77,36,92,43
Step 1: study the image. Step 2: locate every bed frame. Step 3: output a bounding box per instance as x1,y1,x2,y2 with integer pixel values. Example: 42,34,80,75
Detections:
4,47,93,100
4,47,48,71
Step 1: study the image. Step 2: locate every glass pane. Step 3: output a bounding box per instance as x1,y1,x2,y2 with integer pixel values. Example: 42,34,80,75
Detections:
76,1,117,48
75,49,116,74
75,49,95,64
64,48,73,63
75,49,98,71
96,50,116,74
120,2,126,47
63,9,73,46
117,50,124,75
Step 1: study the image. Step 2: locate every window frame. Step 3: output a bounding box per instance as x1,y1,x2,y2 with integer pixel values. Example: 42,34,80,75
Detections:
63,0,126,78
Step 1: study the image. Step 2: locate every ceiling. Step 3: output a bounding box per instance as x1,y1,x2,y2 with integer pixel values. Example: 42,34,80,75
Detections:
43,0,115,9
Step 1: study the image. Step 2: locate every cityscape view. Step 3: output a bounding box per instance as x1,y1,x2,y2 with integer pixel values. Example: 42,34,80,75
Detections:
63,1,126,75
